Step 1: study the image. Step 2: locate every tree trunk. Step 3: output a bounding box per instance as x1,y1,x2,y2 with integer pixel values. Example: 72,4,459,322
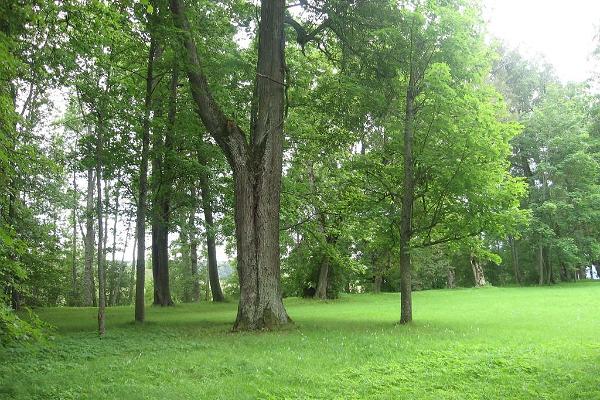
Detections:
538,242,544,285
108,185,120,306
151,61,177,307
314,257,330,299
188,196,200,302
171,0,290,330
128,227,137,304
446,267,455,289
399,70,417,324
509,235,521,284
83,166,96,307
471,254,486,287
70,169,78,305
197,148,224,302
373,273,383,293
135,32,157,322
96,126,106,336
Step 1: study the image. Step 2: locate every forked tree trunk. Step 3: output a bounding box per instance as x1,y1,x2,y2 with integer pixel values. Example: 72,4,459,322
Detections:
471,254,486,287
83,166,96,307
135,32,157,322
151,62,177,307
171,0,290,330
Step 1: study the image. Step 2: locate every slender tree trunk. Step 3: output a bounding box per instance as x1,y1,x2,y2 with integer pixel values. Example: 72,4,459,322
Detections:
509,235,521,284
96,125,106,336
197,148,224,302
135,32,157,322
538,242,544,285
471,254,486,287
399,71,417,324
70,169,78,305
171,0,290,330
188,195,200,302
83,166,96,306
128,226,137,304
108,185,120,306
446,267,456,289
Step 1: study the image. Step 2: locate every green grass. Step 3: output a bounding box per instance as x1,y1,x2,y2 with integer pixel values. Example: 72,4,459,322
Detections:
2,282,600,399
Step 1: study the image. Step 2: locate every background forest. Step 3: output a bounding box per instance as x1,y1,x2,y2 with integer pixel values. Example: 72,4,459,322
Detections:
2,0,600,342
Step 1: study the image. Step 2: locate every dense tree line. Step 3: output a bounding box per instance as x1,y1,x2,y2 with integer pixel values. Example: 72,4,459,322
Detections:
2,0,599,342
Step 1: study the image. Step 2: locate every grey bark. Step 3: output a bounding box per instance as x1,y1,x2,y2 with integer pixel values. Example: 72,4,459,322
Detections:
471,254,486,287
171,0,291,330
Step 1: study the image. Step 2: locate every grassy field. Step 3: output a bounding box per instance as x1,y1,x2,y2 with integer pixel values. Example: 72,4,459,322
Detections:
2,282,600,399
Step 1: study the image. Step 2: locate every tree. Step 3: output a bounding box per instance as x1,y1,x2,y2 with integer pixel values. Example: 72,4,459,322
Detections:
170,0,290,330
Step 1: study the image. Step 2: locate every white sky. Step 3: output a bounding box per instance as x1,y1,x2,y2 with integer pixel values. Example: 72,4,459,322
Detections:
483,0,600,82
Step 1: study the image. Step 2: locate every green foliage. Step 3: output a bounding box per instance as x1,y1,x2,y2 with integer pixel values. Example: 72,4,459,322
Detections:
0,305,50,346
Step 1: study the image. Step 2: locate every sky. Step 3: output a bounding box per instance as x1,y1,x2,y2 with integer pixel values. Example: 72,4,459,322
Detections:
483,0,600,82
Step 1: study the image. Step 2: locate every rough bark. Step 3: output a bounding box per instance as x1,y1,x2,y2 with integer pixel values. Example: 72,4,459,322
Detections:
471,254,486,287
171,0,290,330
151,62,177,307
314,256,330,299
197,148,224,302
399,71,416,324
135,33,157,322
83,166,96,306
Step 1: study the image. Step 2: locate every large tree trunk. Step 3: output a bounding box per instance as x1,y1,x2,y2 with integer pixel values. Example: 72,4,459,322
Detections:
197,148,224,302
471,254,486,287
135,32,157,322
314,257,330,300
171,0,290,330
83,166,96,307
151,61,177,307
399,72,417,324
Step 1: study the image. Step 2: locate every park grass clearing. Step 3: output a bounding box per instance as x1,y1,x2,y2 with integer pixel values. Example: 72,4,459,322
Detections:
2,282,600,399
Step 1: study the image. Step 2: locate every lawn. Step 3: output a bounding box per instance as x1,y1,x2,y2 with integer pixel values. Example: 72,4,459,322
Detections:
2,282,600,399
